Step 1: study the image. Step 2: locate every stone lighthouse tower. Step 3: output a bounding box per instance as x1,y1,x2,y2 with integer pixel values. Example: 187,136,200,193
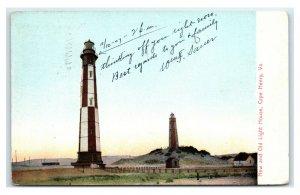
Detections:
72,40,105,168
166,112,180,168
169,113,179,149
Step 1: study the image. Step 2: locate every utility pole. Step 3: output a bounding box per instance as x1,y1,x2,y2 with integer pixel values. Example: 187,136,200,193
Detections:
15,150,17,165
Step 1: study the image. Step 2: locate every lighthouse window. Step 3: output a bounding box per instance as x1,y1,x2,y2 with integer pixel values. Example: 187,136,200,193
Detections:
89,71,93,78
89,97,93,105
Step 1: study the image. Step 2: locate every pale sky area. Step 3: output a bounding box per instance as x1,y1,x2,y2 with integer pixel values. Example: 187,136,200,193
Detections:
11,11,256,160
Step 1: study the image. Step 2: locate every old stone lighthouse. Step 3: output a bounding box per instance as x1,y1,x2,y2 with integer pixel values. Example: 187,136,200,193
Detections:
166,113,180,168
169,113,179,149
72,40,105,168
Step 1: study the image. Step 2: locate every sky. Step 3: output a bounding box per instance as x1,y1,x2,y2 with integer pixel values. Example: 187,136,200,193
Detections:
11,11,256,160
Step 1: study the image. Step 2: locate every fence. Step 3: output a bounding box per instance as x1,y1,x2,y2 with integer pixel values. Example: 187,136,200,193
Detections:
105,166,256,176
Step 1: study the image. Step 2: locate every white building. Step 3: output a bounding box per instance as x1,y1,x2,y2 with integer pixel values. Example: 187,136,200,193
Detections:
233,152,256,167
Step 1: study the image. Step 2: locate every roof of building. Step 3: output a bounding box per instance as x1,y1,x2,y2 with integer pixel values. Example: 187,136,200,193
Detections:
250,153,257,162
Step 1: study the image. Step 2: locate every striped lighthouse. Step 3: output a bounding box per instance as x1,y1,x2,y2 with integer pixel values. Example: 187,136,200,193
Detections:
72,40,105,168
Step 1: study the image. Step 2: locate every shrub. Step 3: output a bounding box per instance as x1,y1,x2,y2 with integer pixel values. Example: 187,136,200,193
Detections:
165,178,173,183
148,148,163,155
144,159,163,164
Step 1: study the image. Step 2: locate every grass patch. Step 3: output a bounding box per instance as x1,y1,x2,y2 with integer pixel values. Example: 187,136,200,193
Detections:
165,178,173,183
27,172,201,185
13,168,255,185
144,159,164,164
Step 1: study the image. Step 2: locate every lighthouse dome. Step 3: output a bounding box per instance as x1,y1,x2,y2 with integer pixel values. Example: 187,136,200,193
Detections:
81,39,98,59
84,40,95,50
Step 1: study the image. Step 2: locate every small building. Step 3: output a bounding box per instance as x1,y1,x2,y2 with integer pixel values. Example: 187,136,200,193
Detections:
42,162,60,166
166,157,180,168
233,152,256,167
227,157,235,164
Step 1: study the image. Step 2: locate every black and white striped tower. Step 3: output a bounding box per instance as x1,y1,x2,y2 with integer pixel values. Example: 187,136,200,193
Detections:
72,40,105,168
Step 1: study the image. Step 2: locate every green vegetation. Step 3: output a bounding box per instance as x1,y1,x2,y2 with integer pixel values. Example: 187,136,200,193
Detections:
180,159,214,165
165,178,173,183
27,172,202,185
144,159,164,164
148,148,163,155
112,158,138,165
12,167,257,185
112,145,229,167
148,146,210,156
178,146,210,156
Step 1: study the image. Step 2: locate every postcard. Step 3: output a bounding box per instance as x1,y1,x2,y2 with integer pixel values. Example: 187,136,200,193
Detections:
10,10,289,186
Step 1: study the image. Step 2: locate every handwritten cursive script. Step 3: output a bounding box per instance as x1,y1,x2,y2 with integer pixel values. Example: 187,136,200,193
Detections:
97,12,219,82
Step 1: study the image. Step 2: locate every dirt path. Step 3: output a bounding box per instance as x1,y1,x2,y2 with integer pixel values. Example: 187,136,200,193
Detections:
158,177,257,185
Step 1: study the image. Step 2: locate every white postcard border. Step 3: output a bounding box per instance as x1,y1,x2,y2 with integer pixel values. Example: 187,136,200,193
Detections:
256,11,289,185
